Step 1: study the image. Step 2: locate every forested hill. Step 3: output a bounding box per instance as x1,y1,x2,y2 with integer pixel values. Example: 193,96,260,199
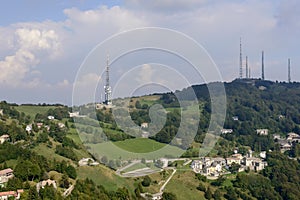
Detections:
176,79,300,135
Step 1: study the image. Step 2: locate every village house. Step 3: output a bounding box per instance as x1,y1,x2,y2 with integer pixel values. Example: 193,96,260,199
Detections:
226,153,243,165
47,115,55,120
191,160,203,173
0,109,3,116
244,157,267,171
232,116,239,121
58,122,66,129
36,123,43,129
191,157,223,176
0,168,14,186
0,135,9,144
25,125,32,132
78,158,99,166
221,129,233,134
0,189,23,200
273,134,281,140
141,122,149,129
36,179,57,192
286,132,300,143
256,129,269,136
69,111,79,118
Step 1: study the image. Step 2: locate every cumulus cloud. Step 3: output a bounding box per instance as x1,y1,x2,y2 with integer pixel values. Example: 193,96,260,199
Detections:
0,27,61,87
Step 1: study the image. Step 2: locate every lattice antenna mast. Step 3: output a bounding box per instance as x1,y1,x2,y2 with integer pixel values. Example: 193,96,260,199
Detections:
104,54,112,105
246,56,248,79
239,37,243,79
262,51,265,80
288,58,291,83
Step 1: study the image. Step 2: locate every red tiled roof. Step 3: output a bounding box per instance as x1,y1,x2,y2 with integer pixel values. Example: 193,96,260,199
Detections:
0,191,16,197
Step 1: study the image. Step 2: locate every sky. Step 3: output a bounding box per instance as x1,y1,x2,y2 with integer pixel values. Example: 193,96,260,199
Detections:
0,0,299,105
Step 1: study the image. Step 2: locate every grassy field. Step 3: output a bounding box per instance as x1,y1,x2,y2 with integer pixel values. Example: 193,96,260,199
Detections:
77,165,136,192
114,138,167,153
164,170,206,200
15,105,58,119
87,138,184,160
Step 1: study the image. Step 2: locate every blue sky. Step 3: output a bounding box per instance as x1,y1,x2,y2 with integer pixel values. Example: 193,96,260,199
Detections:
0,0,299,105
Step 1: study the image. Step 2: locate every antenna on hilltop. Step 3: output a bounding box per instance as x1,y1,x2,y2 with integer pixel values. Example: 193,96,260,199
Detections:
239,37,243,79
246,56,248,79
288,58,291,83
262,51,265,80
104,54,112,105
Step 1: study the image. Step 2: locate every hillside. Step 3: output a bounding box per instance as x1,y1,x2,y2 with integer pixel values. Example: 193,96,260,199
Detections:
0,79,300,199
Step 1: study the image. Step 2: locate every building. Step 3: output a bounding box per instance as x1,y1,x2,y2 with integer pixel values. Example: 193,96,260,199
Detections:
286,132,300,142
221,129,233,134
36,123,43,129
78,158,99,166
25,125,32,132
256,129,269,136
244,157,267,171
191,160,203,173
69,112,79,118
141,123,149,129
0,135,9,144
47,116,55,120
0,189,23,200
273,134,281,140
0,168,14,186
226,154,243,165
0,110,3,116
36,179,57,192
232,116,239,121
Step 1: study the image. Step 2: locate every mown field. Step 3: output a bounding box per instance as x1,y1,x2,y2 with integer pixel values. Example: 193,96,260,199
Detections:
15,105,58,118
87,138,184,160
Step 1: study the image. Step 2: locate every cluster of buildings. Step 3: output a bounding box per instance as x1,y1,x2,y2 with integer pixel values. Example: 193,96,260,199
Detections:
274,132,300,152
0,168,24,199
191,151,267,177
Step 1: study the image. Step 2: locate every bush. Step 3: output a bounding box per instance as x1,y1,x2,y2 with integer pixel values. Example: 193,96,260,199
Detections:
141,176,151,187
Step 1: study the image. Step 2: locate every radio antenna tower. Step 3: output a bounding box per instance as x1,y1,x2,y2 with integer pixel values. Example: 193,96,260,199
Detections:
246,56,248,79
288,58,291,83
262,51,265,80
104,54,112,105
239,37,243,79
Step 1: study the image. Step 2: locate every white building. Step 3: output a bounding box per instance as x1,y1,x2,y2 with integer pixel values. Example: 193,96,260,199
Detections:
256,129,269,136
78,158,99,166
221,129,233,134
0,135,9,144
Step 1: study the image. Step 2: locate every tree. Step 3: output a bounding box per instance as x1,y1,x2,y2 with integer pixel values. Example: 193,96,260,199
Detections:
229,162,240,174
205,187,213,200
196,182,206,192
14,160,41,181
213,189,223,200
162,192,177,200
65,165,77,179
60,174,70,188
101,156,108,164
27,186,39,200
141,176,151,187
